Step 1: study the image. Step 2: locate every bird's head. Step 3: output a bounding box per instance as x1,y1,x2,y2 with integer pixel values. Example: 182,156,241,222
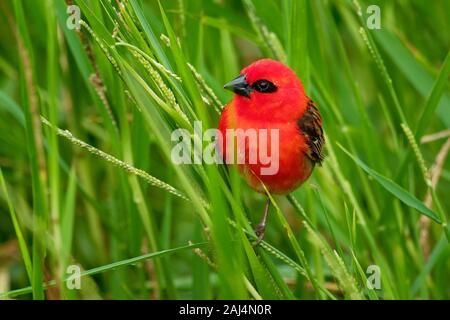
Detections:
223,59,308,121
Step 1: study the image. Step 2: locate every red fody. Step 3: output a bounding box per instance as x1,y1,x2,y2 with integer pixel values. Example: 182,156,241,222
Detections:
218,59,325,243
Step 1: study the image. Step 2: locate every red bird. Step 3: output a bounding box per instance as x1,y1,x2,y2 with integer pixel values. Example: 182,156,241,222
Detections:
218,59,325,242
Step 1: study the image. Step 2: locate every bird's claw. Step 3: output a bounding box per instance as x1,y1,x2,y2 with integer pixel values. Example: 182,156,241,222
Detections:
253,223,266,247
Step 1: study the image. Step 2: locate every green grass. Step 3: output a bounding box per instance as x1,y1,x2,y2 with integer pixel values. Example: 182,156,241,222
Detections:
0,0,449,300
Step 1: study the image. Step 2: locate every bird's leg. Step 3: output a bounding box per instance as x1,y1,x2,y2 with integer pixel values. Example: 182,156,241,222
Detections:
254,198,271,246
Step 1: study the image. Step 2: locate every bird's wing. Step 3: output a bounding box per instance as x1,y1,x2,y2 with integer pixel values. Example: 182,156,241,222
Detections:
297,100,325,165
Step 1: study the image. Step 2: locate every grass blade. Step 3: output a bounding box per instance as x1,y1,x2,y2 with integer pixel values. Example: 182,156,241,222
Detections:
338,144,441,223
0,168,32,282
0,242,208,299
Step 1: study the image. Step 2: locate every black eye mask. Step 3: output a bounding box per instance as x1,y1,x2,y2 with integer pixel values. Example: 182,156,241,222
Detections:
252,79,277,93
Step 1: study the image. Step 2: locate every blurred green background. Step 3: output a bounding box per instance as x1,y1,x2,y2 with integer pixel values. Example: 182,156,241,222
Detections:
0,0,449,299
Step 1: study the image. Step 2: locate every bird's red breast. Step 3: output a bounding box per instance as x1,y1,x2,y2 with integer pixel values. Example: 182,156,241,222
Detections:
218,59,324,195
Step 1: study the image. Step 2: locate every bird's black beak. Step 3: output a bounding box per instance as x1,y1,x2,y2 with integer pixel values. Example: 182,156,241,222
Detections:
223,74,252,98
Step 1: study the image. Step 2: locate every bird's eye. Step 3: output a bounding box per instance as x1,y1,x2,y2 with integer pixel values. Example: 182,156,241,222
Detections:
252,79,277,93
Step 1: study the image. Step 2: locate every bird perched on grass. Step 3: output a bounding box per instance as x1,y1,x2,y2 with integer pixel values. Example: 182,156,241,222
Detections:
219,59,325,243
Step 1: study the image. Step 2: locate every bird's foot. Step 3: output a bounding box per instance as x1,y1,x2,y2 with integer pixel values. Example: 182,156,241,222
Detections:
253,222,266,246
252,198,271,247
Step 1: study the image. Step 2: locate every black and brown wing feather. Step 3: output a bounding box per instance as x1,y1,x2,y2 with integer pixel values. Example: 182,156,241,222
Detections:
297,100,325,165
